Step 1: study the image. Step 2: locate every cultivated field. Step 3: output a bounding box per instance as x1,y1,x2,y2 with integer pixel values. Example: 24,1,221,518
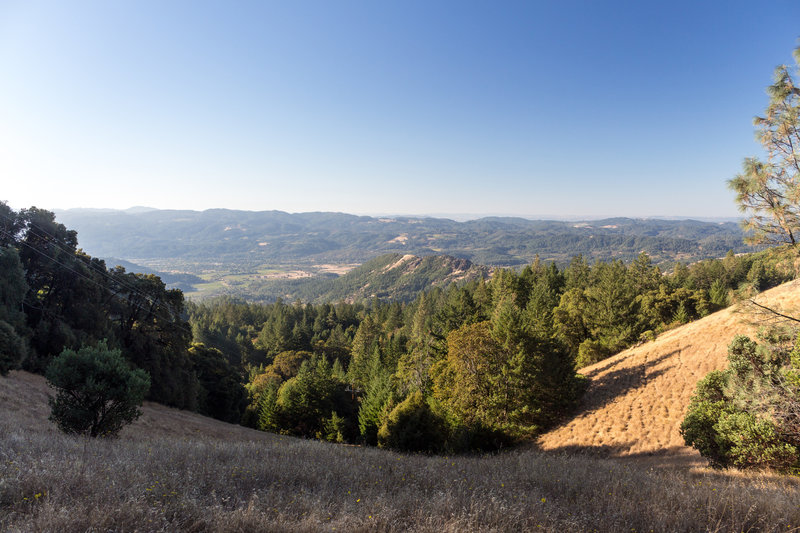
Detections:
3,282,800,531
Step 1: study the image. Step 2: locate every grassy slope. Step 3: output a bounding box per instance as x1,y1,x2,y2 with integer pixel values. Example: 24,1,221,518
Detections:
4,282,800,531
539,279,800,464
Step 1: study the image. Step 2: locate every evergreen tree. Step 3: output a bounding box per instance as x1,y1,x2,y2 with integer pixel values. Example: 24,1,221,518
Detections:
357,354,394,445
728,44,800,246
0,247,28,374
46,342,150,438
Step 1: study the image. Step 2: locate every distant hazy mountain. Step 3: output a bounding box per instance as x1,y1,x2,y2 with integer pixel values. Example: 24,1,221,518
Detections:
102,258,204,292
56,208,750,270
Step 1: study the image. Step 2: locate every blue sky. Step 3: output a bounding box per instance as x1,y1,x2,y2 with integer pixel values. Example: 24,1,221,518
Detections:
1,1,799,219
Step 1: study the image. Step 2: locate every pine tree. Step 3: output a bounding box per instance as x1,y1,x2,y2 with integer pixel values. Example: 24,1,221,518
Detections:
728,44,800,246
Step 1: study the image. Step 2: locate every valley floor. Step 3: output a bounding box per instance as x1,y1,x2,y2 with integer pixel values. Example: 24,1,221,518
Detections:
2,372,800,532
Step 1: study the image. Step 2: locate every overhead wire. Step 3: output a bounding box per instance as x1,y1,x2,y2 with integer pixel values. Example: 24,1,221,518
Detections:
0,209,248,359
0,225,195,340
0,210,172,309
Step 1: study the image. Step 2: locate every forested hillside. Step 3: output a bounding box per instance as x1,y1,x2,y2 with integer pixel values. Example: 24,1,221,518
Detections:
538,279,800,459
3,201,795,453
55,208,746,267
53,208,750,302
189,246,796,451
236,253,489,303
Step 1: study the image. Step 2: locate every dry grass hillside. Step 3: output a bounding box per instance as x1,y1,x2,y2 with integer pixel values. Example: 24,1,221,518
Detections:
3,363,800,530
538,279,800,463
0,369,276,443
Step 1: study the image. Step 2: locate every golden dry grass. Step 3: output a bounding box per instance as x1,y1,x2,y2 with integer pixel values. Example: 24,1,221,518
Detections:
2,369,800,532
538,279,800,465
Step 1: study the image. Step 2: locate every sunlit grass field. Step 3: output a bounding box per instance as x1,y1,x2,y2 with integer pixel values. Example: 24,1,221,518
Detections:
2,371,800,532
539,280,800,458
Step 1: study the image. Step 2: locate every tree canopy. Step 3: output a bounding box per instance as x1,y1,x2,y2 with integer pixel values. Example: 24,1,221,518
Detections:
46,343,150,438
729,45,800,246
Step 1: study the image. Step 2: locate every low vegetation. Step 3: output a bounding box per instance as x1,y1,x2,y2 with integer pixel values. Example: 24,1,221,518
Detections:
681,327,800,471
2,371,800,532
46,343,150,438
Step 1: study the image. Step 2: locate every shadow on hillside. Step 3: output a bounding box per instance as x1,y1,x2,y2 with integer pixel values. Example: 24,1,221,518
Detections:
581,345,678,378
539,443,704,470
576,349,678,413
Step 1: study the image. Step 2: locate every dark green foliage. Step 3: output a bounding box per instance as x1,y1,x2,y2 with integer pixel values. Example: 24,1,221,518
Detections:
377,391,447,453
681,333,800,472
189,343,248,423
0,247,28,325
108,269,199,409
0,204,213,416
447,421,518,453
267,355,357,441
678,371,735,468
257,380,281,432
0,246,28,374
576,339,609,369
0,320,26,375
15,208,111,372
708,279,729,308
46,342,150,438
357,359,394,445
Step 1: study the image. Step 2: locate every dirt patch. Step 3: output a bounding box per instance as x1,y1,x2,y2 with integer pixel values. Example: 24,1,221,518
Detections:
313,264,358,275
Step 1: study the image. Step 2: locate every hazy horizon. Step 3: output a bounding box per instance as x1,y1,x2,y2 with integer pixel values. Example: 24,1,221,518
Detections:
42,204,743,224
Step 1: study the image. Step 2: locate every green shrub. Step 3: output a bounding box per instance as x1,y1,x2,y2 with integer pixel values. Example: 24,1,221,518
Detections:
680,334,800,472
46,342,150,438
318,411,348,443
638,330,656,344
377,391,447,453
0,320,26,376
576,339,608,368
447,421,517,453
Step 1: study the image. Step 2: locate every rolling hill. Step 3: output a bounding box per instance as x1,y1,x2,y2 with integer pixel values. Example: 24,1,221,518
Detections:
231,253,490,303
52,207,751,303
55,208,748,271
537,279,800,463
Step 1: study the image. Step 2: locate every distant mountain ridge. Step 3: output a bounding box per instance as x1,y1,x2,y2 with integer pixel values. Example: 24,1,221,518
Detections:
55,208,749,270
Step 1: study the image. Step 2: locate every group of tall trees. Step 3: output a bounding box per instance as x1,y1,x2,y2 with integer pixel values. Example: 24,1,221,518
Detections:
187,247,787,452
0,203,247,421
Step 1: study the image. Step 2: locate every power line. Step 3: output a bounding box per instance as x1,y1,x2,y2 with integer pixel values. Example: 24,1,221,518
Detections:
0,211,245,360
0,226,195,339
0,210,170,309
